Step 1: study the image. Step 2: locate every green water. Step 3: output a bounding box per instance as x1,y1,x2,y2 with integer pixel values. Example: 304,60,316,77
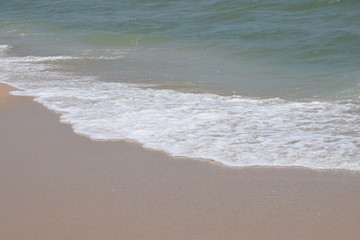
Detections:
1,0,359,99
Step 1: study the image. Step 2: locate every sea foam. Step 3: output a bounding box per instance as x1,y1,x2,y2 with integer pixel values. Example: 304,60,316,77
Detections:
1,46,359,170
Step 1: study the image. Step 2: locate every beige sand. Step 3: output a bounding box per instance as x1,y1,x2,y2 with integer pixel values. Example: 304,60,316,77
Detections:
1,83,360,240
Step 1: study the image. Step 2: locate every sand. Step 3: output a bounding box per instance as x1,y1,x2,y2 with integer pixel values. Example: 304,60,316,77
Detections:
1,83,360,240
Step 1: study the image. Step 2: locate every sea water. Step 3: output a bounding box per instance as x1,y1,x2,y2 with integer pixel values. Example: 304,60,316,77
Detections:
0,0,359,170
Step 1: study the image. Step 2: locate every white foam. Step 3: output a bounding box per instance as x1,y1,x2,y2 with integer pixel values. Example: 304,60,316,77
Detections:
1,50,359,170
79,49,127,60
0,45,12,55
20,56,78,62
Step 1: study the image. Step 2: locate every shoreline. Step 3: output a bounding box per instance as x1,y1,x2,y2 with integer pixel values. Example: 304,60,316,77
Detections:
1,83,360,239
4,83,358,173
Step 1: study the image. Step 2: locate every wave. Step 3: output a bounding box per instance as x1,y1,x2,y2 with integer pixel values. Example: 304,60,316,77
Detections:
1,45,359,170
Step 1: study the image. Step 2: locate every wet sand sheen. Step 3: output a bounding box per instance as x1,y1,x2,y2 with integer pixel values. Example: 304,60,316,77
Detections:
1,83,360,240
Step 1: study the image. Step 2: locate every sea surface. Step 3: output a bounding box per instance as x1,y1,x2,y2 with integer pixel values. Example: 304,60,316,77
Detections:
1,0,359,170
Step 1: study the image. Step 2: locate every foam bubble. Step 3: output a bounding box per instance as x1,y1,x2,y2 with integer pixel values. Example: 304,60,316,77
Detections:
1,52,359,170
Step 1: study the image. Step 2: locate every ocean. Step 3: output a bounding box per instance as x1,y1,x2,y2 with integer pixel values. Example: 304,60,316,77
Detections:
0,0,359,170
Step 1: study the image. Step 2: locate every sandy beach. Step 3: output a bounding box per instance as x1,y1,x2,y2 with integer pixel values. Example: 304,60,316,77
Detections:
1,83,360,240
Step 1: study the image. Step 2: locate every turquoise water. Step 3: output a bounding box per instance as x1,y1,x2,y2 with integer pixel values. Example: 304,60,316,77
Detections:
2,0,360,98
1,0,360,169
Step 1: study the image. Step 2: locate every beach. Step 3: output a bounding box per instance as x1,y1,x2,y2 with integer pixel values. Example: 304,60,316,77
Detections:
1,1,360,239
1,83,360,240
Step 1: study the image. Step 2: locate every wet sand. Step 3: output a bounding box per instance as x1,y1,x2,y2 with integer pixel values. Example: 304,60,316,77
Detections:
1,83,360,240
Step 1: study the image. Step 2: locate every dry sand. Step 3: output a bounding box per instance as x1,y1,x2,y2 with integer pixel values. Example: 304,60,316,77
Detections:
1,83,360,240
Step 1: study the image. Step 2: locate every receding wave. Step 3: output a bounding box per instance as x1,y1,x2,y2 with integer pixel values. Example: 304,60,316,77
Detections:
1,46,359,171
